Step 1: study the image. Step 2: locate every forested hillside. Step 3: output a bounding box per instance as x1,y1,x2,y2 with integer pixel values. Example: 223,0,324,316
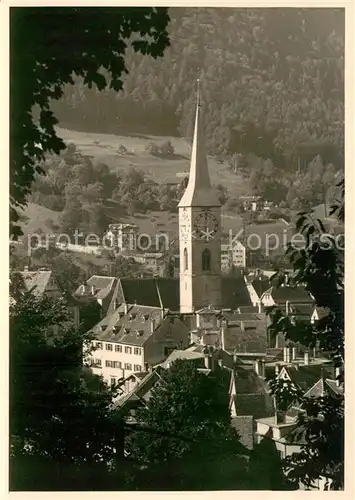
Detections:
51,7,344,168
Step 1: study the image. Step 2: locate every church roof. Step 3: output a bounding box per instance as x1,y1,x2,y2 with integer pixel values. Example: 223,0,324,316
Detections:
106,276,253,313
178,82,221,208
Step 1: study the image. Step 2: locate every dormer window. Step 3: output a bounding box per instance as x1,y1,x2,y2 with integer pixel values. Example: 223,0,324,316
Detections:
129,313,136,320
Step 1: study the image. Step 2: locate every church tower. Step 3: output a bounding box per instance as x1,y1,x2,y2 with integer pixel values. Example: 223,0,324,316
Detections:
178,80,222,314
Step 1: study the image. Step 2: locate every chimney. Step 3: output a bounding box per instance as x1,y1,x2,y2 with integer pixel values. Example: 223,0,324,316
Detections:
150,318,156,333
285,301,290,316
196,313,201,329
217,357,223,368
91,285,95,296
233,350,238,364
240,321,245,332
284,272,289,286
24,265,29,272
292,346,297,361
304,351,309,366
275,409,286,425
124,303,128,315
275,363,280,375
258,301,262,313
161,308,165,319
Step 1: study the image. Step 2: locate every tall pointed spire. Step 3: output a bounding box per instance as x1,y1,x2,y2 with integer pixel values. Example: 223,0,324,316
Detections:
178,79,221,208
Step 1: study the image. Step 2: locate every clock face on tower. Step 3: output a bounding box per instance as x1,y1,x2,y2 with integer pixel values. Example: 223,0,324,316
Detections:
193,210,219,240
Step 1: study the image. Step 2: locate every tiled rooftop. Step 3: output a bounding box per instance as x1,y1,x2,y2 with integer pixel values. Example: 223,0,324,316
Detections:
91,304,168,346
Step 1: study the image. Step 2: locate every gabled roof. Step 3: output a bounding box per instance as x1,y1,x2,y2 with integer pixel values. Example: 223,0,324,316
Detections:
19,270,60,297
312,306,329,320
159,350,205,368
252,279,271,298
304,377,343,398
231,416,254,450
221,276,253,308
74,276,117,301
223,314,268,354
280,364,333,392
91,304,171,347
230,365,273,418
114,366,166,411
264,285,313,304
285,303,314,319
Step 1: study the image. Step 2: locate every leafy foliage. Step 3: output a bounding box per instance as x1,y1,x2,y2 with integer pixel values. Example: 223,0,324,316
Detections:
10,6,170,237
125,359,249,490
9,277,122,490
266,179,344,489
48,8,344,206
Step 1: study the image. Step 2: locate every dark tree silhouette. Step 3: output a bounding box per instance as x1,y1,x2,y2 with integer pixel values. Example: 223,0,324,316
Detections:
10,7,170,237
266,178,344,489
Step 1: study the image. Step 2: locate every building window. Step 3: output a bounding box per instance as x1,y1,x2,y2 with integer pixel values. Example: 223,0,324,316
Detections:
94,359,102,367
124,363,132,370
105,343,113,351
134,348,141,355
105,360,112,367
115,344,122,352
110,377,116,387
134,364,142,372
183,248,188,271
95,342,103,350
202,249,211,271
125,346,132,354
112,361,122,369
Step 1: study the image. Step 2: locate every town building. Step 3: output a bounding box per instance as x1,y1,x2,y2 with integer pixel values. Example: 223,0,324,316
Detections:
114,346,273,451
104,223,138,252
260,285,313,308
20,267,63,299
86,303,189,385
16,267,80,328
74,275,118,317
255,359,342,490
221,238,246,273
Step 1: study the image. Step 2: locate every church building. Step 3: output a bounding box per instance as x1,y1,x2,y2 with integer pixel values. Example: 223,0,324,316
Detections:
178,80,222,313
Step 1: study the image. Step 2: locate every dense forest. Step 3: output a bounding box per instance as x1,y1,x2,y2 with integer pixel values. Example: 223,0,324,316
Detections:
26,8,345,222
51,8,344,169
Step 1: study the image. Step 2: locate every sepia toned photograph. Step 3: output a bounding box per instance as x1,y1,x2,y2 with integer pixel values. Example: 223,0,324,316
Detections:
9,4,345,492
